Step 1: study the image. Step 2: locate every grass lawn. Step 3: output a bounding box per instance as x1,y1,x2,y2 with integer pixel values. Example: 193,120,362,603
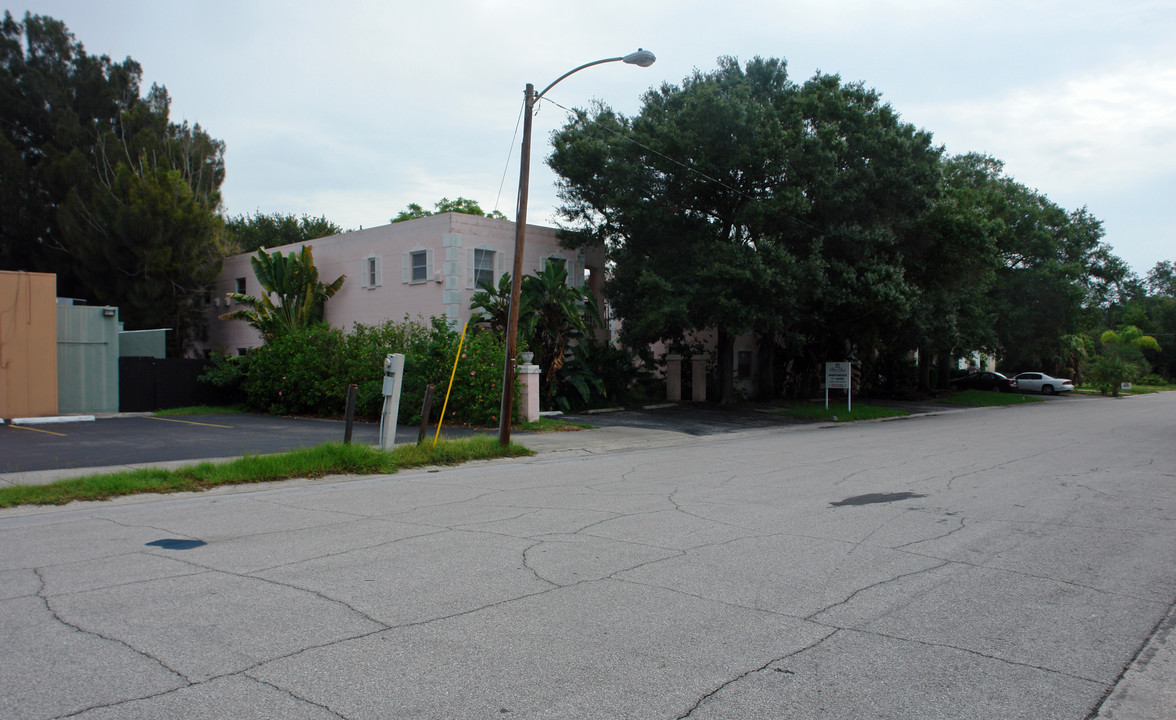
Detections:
1073,383,1174,396
0,437,532,509
936,390,1044,407
768,401,909,422
154,404,248,416
517,417,594,432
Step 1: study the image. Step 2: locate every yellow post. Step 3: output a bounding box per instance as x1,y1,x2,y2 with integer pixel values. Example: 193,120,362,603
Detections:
433,321,468,447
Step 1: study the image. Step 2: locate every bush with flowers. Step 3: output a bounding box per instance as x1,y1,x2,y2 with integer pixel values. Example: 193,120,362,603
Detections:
219,316,516,426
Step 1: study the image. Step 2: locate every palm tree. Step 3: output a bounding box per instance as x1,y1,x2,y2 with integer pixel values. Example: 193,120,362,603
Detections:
522,260,603,407
469,273,514,334
1089,325,1161,396
220,246,345,342
470,259,604,408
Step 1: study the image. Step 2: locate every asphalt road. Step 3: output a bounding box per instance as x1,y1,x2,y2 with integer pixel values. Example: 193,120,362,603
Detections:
1,393,1173,719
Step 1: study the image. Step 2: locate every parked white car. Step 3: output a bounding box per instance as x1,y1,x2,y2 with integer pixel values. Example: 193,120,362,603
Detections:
1012,372,1075,395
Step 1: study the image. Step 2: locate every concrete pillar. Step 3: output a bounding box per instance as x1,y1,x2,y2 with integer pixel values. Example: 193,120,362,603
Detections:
666,354,683,402
691,354,709,402
518,360,542,423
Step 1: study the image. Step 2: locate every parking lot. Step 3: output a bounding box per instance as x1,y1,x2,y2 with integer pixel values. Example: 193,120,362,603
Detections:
0,413,410,476
0,403,809,478
0,395,1075,481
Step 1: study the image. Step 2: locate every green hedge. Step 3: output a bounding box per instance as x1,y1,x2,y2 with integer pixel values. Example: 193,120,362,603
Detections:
207,317,515,426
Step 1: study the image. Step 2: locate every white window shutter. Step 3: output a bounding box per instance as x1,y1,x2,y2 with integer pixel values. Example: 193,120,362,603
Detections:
466,248,475,289
427,249,435,279
374,256,382,287
402,252,410,283
496,250,505,282
361,258,369,289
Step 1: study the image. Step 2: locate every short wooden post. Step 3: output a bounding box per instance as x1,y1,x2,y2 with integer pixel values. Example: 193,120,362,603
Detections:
418,384,435,444
343,383,358,444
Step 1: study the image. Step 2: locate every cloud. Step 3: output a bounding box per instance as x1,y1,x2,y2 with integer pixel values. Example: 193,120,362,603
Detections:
917,52,1176,195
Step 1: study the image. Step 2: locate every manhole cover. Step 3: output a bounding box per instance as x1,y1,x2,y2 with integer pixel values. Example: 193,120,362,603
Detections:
830,492,926,507
146,538,206,550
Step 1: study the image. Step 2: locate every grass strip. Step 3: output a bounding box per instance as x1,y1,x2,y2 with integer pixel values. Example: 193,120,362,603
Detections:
153,405,248,416
936,390,1044,406
768,402,908,422
516,417,594,432
0,438,532,508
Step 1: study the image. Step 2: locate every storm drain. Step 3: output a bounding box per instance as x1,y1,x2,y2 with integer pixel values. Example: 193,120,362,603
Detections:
830,491,926,507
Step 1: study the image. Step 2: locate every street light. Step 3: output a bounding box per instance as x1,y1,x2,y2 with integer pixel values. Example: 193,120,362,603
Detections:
498,49,656,446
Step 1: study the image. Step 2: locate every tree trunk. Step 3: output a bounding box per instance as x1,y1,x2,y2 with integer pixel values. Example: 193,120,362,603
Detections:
718,328,736,405
936,349,952,389
756,333,777,400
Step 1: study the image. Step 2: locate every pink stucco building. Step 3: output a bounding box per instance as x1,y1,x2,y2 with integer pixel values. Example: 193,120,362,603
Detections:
199,213,605,355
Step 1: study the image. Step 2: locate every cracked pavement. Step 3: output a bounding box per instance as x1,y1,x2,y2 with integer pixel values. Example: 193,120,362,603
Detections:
2,394,1175,718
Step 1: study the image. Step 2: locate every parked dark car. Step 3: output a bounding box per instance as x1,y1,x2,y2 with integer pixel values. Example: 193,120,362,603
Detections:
948,371,1018,393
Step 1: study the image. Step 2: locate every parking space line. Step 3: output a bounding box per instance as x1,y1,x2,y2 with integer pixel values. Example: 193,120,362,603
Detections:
145,416,234,429
7,424,67,437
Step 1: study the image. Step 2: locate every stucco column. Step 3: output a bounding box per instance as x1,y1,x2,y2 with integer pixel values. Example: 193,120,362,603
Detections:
666,354,682,402
691,354,709,402
517,360,542,423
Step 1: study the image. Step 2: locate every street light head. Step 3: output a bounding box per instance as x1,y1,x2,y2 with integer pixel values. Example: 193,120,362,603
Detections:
622,48,657,68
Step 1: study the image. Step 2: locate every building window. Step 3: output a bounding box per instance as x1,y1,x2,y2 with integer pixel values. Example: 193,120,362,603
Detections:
403,249,432,284
235,277,246,294
411,251,428,283
473,248,495,288
363,254,383,289
737,350,752,378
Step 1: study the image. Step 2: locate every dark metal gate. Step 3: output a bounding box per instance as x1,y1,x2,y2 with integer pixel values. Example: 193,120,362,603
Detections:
118,357,231,412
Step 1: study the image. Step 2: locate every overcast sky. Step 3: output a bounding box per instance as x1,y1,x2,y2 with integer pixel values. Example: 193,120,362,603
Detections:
14,0,1176,274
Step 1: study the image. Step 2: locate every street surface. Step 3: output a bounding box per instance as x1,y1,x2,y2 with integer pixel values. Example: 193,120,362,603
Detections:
1,393,1174,718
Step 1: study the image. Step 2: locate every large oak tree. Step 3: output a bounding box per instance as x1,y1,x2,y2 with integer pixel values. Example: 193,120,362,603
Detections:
549,56,941,401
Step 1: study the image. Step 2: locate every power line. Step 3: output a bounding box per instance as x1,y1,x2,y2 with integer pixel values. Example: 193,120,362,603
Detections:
493,97,527,218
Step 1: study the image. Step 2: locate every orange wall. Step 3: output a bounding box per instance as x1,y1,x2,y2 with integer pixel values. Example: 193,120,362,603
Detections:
0,271,58,418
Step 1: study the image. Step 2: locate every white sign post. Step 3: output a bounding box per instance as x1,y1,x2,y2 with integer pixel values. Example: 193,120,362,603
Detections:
825,361,852,412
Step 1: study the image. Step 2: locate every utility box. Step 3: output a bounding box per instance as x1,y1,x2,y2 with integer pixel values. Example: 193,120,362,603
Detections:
380,353,406,450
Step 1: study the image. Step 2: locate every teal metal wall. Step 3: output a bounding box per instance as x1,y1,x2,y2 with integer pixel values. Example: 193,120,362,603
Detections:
57,306,121,414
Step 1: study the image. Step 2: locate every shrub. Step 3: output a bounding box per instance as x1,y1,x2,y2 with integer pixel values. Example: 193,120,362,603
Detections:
243,324,347,416
233,317,515,426
553,340,654,412
430,325,514,426
199,353,250,401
